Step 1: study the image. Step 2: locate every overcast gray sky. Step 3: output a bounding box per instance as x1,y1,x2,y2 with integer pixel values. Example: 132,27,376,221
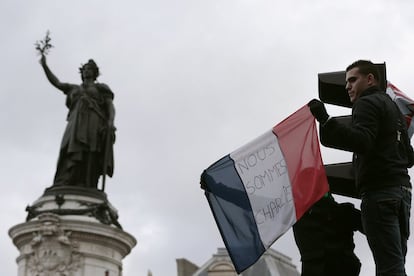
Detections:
2,0,414,275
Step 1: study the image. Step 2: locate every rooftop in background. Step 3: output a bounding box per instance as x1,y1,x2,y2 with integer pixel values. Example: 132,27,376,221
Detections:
176,247,300,276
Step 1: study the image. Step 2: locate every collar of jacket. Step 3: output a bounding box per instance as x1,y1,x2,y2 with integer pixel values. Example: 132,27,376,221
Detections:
359,85,382,98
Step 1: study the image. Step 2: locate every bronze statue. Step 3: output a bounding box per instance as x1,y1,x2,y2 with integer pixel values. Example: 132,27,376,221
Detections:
36,33,115,190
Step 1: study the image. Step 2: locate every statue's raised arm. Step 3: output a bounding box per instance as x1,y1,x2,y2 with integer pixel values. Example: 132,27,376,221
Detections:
35,31,72,93
39,55,73,93
36,32,116,191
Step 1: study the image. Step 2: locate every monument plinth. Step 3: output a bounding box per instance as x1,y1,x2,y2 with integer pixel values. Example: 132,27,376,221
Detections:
9,187,137,276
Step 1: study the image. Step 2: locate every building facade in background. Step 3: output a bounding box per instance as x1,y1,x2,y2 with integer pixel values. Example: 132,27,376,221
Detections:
176,248,300,276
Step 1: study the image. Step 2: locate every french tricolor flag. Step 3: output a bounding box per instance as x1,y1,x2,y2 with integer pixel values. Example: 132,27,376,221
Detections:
201,104,329,273
386,82,414,138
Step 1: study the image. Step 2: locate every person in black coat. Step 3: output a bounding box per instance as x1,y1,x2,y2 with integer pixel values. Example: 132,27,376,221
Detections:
309,60,413,275
293,193,363,276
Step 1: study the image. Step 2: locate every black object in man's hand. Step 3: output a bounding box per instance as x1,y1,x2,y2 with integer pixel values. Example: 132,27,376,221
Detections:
308,99,329,124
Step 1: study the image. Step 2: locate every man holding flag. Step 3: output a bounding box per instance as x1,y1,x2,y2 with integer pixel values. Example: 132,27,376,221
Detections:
309,60,413,276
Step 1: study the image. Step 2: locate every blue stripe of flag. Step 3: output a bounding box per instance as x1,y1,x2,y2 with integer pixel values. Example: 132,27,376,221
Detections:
201,155,265,273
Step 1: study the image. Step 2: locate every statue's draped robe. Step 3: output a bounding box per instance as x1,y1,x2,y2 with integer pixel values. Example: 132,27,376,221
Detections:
54,83,114,188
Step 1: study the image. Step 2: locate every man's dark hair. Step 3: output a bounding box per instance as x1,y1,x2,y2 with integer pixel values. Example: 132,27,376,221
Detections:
346,60,380,81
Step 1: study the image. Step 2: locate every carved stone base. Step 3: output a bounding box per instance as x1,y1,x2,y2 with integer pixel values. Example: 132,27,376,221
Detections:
25,189,123,228
9,192,136,276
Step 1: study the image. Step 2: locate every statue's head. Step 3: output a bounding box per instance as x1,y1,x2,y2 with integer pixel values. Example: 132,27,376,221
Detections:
79,59,100,81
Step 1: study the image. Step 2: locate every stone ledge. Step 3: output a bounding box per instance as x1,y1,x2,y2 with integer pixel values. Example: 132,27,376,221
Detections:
42,186,108,200
9,216,136,257
9,213,136,276
26,192,122,229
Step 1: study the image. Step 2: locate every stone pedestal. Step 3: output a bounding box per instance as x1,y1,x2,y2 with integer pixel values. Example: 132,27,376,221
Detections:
9,187,137,276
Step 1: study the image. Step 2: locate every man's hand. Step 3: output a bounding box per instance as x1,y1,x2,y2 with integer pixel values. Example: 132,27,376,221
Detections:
308,99,329,124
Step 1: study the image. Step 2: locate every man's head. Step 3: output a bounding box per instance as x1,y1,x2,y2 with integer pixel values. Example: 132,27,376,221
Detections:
345,60,380,103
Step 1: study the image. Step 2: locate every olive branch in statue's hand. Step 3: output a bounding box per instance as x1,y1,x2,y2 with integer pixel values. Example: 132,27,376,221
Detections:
35,30,53,56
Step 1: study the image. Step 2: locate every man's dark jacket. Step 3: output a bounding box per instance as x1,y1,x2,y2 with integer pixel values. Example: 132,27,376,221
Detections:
322,86,413,194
